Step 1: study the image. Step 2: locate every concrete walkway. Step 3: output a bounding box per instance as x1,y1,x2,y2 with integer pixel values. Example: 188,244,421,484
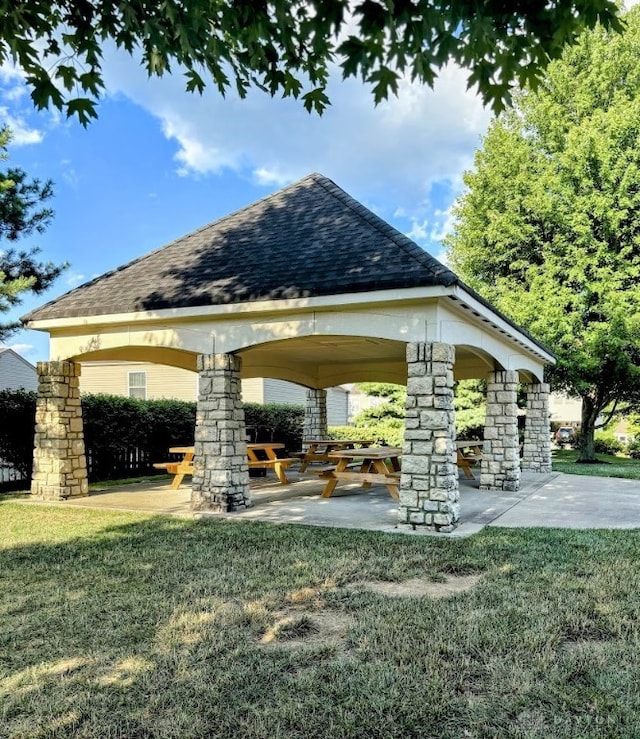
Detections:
27,469,640,537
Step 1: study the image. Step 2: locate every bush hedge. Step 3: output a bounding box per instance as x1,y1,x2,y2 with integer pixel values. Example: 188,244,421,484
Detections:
244,402,304,452
329,421,404,448
0,391,304,487
0,389,37,480
593,433,624,456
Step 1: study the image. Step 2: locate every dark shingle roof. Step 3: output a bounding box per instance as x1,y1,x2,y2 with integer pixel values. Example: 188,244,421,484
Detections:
24,173,459,321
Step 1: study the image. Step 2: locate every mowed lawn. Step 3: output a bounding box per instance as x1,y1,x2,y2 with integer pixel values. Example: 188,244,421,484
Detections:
1,502,639,739
552,450,640,480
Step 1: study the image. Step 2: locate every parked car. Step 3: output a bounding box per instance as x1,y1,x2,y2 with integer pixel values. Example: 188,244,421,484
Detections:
555,426,576,445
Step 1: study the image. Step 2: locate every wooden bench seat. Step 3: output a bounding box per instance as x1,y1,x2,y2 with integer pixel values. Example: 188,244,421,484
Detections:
247,457,297,469
304,462,361,476
456,450,480,480
247,457,297,484
153,459,194,489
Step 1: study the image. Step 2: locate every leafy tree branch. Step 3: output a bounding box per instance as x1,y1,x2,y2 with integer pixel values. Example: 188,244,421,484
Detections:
0,0,624,124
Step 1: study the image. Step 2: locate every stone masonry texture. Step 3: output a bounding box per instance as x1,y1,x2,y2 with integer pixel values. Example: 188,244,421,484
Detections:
191,353,251,512
400,341,459,532
480,370,520,491
31,361,89,500
303,388,328,441
522,382,552,473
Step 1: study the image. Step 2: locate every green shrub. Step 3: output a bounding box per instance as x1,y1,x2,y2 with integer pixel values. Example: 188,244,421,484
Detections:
455,407,485,440
329,421,404,448
593,433,624,455
0,389,37,479
625,438,640,459
82,394,197,481
242,403,304,452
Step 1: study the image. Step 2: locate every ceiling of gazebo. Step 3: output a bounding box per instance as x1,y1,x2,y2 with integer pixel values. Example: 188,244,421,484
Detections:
238,335,505,386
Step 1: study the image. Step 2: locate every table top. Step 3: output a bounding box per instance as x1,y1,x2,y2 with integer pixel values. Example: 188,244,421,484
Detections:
328,446,403,460
305,439,373,446
170,443,285,454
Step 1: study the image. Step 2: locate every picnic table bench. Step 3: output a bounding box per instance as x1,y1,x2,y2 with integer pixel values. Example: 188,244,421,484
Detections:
455,441,483,480
154,443,297,488
246,442,298,484
153,446,195,490
320,446,403,501
297,439,374,472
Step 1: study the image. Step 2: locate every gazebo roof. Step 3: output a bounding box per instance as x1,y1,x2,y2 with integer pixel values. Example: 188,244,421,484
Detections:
25,173,459,322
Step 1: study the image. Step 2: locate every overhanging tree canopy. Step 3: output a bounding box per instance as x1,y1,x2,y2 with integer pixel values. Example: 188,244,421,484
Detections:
0,0,624,124
0,127,65,340
445,7,640,461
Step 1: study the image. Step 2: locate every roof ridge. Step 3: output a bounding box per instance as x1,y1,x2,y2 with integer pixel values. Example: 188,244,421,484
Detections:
309,173,458,286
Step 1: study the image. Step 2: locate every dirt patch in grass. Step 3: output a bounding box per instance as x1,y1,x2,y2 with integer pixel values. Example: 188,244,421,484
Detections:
259,609,356,651
346,574,482,599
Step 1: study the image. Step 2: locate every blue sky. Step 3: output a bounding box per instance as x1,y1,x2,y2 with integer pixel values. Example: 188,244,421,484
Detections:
0,50,491,363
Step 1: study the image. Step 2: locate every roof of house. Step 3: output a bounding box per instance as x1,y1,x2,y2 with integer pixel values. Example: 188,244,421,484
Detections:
0,346,35,368
23,173,458,322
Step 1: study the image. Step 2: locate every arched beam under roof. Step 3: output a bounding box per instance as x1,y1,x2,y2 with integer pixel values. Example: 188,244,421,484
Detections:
237,336,526,388
237,335,408,388
69,345,198,372
61,335,544,387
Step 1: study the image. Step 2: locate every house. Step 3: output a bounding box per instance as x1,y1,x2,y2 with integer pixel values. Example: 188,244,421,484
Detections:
548,392,582,427
0,347,37,392
79,360,351,425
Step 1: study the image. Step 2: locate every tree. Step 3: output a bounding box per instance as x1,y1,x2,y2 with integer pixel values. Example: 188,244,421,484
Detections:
0,127,65,340
445,7,640,462
0,0,624,125
454,380,486,440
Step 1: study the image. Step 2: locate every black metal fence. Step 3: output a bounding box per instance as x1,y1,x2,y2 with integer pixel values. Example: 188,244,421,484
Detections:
85,445,182,482
0,460,27,492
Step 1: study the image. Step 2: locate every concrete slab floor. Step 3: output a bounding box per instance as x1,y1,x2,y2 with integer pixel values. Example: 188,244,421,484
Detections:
19,468,640,536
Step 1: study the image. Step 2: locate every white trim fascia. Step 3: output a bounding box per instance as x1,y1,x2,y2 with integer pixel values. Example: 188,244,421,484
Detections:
26,285,452,331
447,284,555,363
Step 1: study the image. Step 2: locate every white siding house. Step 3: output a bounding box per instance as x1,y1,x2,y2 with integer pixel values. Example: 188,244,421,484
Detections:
80,362,351,425
0,348,37,392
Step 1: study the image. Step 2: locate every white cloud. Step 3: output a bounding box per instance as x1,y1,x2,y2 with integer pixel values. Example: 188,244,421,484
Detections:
0,105,44,145
5,342,34,356
405,218,430,244
65,272,86,287
429,206,456,243
101,49,490,224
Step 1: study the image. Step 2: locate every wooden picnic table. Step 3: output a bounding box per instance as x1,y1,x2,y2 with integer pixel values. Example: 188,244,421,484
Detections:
320,446,403,501
455,440,483,480
152,446,195,490
155,442,296,488
298,438,374,472
246,442,297,484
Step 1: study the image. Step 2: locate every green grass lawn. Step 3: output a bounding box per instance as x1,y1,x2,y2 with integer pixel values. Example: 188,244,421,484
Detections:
552,450,640,480
1,503,639,738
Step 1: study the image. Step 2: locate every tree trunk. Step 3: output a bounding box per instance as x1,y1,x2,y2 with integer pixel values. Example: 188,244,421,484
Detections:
577,395,599,462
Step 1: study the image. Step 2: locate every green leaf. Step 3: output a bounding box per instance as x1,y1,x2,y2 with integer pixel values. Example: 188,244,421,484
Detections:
66,98,99,127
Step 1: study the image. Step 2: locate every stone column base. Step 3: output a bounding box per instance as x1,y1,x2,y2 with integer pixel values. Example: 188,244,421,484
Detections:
31,361,88,500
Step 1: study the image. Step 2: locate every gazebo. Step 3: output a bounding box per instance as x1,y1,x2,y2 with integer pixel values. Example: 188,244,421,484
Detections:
24,173,554,532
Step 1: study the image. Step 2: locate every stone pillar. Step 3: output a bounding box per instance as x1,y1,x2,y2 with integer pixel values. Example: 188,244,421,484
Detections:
303,388,327,441
31,361,88,500
480,370,520,491
522,382,552,473
191,354,250,512
400,342,459,532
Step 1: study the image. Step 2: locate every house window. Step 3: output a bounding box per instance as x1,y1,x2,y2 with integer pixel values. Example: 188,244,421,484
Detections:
128,371,147,400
